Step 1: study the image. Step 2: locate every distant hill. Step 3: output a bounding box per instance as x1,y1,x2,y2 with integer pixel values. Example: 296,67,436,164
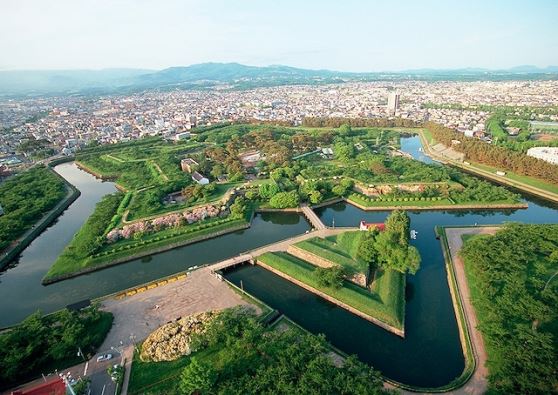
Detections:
1,63,557,97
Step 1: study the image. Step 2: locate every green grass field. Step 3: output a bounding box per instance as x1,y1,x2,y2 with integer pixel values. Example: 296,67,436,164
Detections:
126,182,242,221
468,162,558,195
44,217,248,282
258,251,404,329
294,232,368,275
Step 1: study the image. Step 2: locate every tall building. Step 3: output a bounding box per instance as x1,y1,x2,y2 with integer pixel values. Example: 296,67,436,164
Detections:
387,92,400,115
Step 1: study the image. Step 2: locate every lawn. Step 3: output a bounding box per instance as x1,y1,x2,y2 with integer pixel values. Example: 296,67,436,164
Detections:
469,162,558,195
126,181,242,221
294,232,368,275
76,139,203,191
258,251,404,329
128,347,220,395
44,216,249,282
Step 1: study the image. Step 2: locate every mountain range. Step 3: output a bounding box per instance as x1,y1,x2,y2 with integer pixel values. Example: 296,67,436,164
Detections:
1,62,557,97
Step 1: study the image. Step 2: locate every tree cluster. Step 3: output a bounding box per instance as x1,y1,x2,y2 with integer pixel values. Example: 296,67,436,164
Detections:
460,224,558,394
0,165,67,251
358,211,421,275
0,307,112,388
303,117,421,128
426,122,558,185
315,266,346,288
179,308,388,395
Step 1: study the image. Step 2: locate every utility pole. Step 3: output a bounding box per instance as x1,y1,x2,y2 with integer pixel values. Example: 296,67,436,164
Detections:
77,347,86,362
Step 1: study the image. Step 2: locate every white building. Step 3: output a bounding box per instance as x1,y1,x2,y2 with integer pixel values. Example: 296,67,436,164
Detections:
387,92,400,115
192,171,209,185
527,147,558,165
0,203,4,216
174,132,191,141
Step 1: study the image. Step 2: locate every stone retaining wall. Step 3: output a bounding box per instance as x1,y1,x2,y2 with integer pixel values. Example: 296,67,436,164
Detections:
346,197,528,211
287,245,367,287
286,245,335,269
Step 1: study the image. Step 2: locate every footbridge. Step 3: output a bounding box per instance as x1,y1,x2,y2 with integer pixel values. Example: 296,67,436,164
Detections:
210,227,358,272
300,204,326,230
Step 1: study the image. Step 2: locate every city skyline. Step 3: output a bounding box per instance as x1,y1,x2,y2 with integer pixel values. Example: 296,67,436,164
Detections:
1,0,557,71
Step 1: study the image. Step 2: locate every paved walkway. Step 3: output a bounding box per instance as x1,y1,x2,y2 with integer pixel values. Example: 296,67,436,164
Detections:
211,227,357,271
301,203,327,229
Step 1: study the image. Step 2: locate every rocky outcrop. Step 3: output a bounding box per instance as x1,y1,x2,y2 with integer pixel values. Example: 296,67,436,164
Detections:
140,311,217,362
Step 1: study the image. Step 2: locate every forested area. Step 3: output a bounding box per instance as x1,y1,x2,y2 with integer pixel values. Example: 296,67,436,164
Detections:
302,116,421,128
0,166,67,251
426,122,558,185
461,224,558,394
131,308,388,395
0,307,113,389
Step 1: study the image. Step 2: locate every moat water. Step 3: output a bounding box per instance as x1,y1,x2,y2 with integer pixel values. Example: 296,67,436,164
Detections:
1,136,557,388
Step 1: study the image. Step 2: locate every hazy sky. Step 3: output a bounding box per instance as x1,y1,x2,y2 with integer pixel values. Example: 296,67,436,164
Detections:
1,0,557,71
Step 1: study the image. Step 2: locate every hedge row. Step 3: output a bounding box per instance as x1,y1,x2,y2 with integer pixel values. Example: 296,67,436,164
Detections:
350,193,444,203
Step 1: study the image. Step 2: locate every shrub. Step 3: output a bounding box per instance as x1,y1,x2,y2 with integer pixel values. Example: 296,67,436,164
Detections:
315,266,346,289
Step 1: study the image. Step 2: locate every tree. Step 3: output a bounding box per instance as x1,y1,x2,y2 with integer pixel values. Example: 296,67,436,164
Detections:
72,378,90,395
339,124,352,135
315,266,345,288
373,210,421,274
308,190,323,204
385,210,410,246
269,191,300,209
210,164,224,179
179,357,217,395
229,197,247,219
358,233,379,266
258,182,280,199
333,142,355,161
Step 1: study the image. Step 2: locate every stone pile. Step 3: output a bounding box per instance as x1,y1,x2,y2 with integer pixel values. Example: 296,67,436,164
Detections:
140,311,217,362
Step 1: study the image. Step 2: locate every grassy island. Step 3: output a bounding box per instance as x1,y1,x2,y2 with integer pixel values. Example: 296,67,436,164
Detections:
258,251,405,331
258,212,421,333
460,223,558,394
0,165,68,252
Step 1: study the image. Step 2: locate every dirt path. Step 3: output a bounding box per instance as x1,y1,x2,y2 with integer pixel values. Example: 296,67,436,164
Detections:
150,161,169,182
443,226,499,395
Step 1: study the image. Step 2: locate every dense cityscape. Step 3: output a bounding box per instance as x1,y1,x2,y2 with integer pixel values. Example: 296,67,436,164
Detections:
2,80,558,168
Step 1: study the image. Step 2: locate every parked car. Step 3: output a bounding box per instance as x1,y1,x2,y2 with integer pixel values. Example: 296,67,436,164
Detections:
96,353,112,362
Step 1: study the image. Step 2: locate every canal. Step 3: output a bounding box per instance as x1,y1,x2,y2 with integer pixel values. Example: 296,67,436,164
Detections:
224,136,558,388
0,163,310,326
